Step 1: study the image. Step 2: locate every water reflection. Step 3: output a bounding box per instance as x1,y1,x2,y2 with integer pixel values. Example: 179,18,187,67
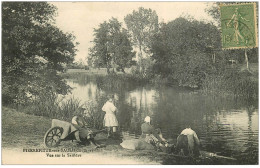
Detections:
64,79,105,102
64,76,258,163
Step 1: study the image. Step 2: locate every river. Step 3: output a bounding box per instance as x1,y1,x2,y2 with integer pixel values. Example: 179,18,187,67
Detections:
64,74,258,164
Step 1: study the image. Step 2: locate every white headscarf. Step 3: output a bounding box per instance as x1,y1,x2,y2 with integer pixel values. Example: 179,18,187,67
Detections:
72,116,78,125
144,116,150,123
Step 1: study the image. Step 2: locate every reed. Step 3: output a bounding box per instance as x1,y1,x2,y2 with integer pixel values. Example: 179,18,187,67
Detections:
58,97,83,122
83,100,105,129
19,92,84,122
21,92,61,118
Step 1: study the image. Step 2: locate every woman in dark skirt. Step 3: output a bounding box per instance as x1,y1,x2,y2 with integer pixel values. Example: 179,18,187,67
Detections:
176,125,200,157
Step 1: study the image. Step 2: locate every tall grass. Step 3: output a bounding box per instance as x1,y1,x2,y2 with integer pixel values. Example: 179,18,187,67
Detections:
58,97,83,121
20,93,84,123
21,92,61,118
16,90,107,129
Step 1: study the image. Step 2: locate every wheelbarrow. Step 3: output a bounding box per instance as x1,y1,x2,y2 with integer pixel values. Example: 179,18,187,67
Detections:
44,119,106,148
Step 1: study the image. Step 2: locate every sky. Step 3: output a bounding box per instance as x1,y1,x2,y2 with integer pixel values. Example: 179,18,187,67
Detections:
51,2,216,63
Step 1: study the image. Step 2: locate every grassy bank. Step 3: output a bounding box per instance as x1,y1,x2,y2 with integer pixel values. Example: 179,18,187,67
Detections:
2,107,239,165
1,107,158,164
2,107,52,149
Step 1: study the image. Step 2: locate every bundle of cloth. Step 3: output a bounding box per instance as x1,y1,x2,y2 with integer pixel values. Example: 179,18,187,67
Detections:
120,139,155,150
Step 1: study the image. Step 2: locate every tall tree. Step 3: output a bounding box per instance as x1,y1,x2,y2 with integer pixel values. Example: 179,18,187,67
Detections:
89,21,111,73
112,29,136,73
89,18,135,73
2,2,77,105
124,7,159,71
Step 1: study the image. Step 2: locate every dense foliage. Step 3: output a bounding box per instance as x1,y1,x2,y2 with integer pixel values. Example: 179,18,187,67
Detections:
150,18,221,87
2,2,77,105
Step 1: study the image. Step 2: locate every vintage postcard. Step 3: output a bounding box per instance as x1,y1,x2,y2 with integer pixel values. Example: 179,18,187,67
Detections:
1,1,258,165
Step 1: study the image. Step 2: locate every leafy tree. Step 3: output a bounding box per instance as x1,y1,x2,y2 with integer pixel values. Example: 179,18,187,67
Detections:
89,18,135,73
107,18,123,72
151,17,221,87
124,7,159,69
109,22,136,73
2,2,77,105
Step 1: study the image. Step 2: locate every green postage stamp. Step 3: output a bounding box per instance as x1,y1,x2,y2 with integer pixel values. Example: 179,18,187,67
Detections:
220,3,258,49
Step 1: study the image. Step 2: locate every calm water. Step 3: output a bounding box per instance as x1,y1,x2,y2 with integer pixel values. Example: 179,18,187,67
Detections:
65,75,258,164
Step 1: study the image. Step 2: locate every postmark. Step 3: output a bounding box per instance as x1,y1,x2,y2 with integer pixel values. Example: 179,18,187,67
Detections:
220,3,258,49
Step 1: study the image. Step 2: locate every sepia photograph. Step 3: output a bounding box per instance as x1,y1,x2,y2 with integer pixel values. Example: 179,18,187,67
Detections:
1,1,259,165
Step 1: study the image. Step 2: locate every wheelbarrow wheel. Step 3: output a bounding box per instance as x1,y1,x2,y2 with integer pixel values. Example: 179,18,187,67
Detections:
44,127,63,148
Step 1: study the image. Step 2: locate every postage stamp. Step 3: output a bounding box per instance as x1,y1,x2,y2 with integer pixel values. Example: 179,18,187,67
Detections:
220,3,258,49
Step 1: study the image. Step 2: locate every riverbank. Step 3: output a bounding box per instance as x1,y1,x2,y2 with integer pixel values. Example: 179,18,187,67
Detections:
2,107,239,165
65,63,258,75
65,68,132,75
63,63,258,98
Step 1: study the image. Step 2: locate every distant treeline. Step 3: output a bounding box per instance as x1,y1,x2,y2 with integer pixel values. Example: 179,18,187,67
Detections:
87,6,258,97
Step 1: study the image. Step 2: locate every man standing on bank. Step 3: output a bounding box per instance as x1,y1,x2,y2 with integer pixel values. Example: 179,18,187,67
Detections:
102,94,119,138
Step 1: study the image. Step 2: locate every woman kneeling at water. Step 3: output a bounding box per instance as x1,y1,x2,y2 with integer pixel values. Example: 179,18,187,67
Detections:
140,116,168,150
176,125,200,157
